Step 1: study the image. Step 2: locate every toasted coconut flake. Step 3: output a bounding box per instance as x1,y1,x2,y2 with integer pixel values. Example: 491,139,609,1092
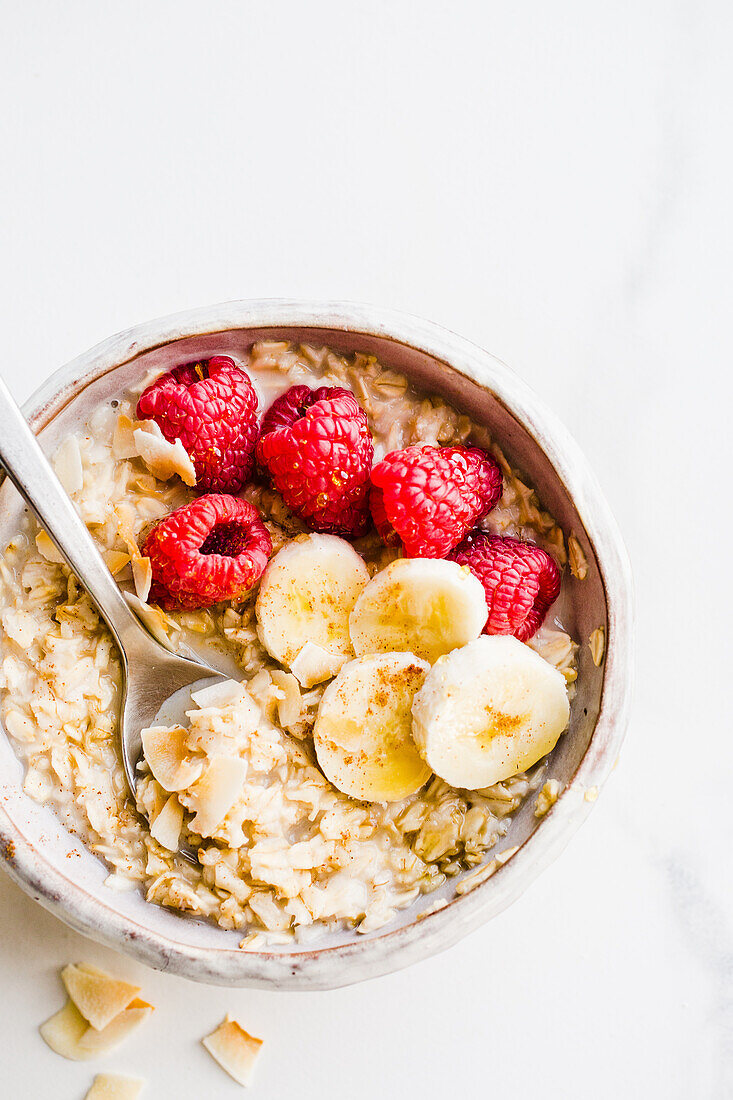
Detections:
85,1073,144,1100
114,506,143,561
53,435,84,495
131,556,152,602
61,963,140,1030
202,1016,263,1087
188,756,248,837
76,998,154,1057
534,779,561,817
141,725,204,792
133,422,196,486
35,529,65,564
290,641,347,688
568,534,589,580
150,793,184,850
40,990,153,1061
105,550,131,576
190,678,248,710
270,670,302,727
589,626,605,667
124,591,179,650
112,414,138,459
40,998,89,1060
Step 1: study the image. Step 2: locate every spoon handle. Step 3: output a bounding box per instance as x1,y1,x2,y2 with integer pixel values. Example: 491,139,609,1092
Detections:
0,377,144,658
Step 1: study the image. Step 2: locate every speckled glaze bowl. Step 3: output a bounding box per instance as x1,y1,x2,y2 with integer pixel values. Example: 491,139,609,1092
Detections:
0,301,633,989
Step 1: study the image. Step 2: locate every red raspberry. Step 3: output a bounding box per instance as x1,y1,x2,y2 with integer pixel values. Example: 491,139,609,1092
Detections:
137,356,258,493
257,385,374,538
142,494,272,610
448,532,561,641
369,445,502,558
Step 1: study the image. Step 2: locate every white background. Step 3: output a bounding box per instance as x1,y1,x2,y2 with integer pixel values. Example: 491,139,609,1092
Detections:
1,3,731,1097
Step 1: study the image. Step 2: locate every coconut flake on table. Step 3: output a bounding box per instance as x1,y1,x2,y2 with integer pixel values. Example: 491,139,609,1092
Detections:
85,1074,145,1100
40,963,154,1062
61,963,141,1030
202,1016,264,1087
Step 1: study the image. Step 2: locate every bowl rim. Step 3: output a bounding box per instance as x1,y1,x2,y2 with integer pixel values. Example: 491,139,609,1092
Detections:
0,299,634,989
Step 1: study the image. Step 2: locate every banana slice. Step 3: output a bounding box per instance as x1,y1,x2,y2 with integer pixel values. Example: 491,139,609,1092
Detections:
313,652,431,802
412,635,570,789
256,534,370,669
349,557,488,663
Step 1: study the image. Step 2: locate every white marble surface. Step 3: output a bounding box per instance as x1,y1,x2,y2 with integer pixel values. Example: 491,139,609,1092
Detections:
0,2,731,1097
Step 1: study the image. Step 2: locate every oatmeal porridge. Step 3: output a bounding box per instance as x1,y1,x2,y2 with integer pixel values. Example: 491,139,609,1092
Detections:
0,342,579,948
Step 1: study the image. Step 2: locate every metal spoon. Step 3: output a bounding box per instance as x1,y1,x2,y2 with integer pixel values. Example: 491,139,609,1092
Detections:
0,378,227,864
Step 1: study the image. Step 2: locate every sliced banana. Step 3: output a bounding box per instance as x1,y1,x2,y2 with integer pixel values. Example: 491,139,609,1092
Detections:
256,533,370,669
313,652,431,802
349,557,488,663
412,635,570,789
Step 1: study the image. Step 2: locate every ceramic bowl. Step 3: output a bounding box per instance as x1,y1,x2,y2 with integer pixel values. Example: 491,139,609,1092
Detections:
0,300,633,989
